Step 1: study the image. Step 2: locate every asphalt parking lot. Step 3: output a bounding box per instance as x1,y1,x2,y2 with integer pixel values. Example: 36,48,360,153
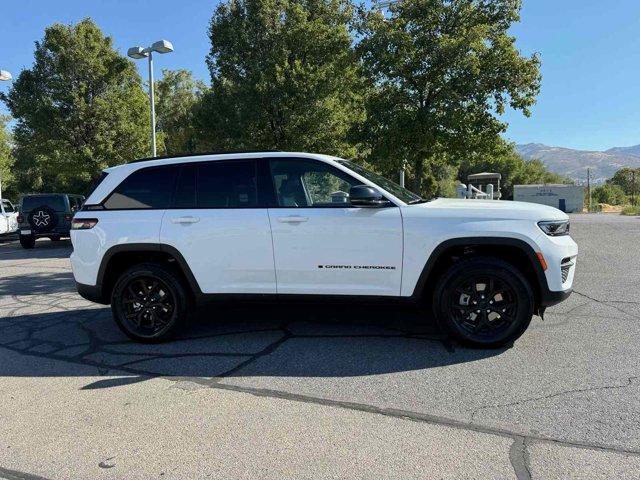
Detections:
0,213,639,479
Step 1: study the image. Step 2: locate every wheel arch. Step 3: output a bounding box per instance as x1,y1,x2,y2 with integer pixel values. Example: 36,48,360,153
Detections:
412,237,547,310
96,243,202,304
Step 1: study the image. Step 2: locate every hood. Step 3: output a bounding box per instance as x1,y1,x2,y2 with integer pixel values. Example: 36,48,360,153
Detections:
412,198,569,221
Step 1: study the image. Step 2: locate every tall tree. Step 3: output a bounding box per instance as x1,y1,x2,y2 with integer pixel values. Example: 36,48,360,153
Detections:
357,0,541,196
195,0,365,156
0,115,16,199
0,18,149,194
608,167,640,202
155,69,206,155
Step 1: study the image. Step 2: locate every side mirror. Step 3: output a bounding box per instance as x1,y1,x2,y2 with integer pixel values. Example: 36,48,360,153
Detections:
349,185,389,207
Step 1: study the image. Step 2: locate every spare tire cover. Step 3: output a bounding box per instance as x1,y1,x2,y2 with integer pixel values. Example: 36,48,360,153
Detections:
27,205,58,233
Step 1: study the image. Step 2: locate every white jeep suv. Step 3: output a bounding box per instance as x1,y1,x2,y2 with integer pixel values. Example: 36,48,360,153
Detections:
70,152,577,347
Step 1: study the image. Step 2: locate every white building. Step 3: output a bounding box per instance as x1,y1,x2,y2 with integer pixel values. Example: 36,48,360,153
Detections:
513,184,584,213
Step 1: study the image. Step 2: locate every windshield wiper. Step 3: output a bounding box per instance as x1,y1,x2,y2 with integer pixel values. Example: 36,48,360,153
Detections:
408,198,429,204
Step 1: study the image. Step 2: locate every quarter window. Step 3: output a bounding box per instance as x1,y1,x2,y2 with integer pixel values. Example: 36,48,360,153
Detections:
104,166,178,209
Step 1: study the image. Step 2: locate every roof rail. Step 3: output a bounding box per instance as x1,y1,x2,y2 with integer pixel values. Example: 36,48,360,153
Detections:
129,150,281,164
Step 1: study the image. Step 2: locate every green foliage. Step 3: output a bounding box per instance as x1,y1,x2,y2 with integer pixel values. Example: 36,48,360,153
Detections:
155,69,207,155
0,18,149,195
356,0,541,197
0,115,17,199
621,204,640,216
195,0,365,156
591,183,627,206
608,167,640,201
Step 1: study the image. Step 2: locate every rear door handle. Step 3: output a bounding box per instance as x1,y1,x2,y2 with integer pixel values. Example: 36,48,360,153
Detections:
170,216,200,224
277,216,309,224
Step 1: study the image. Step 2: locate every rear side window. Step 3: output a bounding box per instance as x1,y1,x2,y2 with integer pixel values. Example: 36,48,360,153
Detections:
104,165,178,209
21,195,67,212
190,161,258,208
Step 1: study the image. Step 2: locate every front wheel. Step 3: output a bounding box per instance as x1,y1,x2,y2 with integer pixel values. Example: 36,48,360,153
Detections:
433,257,534,348
111,263,189,343
19,234,36,249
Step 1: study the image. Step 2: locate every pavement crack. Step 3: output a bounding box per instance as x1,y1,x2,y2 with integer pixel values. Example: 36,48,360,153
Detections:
509,436,532,480
471,376,639,422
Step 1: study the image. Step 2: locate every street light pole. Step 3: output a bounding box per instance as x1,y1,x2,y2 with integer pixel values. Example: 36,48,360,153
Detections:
127,40,173,157
147,52,156,157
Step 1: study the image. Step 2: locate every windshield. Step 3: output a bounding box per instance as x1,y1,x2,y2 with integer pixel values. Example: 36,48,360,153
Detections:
337,160,423,204
21,195,67,212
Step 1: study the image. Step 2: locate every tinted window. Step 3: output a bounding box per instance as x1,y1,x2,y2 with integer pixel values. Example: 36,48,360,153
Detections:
270,159,360,207
197,161,258,208
104,166,178,209
21,195,67,212
174,164,197,209
2,200,14,213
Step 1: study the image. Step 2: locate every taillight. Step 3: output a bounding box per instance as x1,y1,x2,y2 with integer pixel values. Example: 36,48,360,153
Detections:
71,218,99,230
17,214,24,223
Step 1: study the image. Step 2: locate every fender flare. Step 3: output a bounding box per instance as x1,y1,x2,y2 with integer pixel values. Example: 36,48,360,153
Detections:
96,243,202,296
411,236,549,303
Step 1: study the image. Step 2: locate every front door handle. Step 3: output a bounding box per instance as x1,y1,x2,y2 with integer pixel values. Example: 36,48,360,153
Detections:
277,216,309,224
170,216,200,224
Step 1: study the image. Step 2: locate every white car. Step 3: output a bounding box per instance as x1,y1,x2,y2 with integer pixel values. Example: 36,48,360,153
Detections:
0,199,18,236
70,152,577,347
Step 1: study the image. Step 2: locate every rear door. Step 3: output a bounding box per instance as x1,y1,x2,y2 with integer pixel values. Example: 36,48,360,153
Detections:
160,160,276,294
267,158,403,296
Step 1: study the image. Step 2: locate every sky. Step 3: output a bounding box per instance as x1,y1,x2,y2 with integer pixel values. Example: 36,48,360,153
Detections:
1,0,640,152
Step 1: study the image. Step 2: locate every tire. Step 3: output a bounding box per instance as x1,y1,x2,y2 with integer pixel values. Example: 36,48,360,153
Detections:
19,234,36,249
432,256,534,348
111,263,189,343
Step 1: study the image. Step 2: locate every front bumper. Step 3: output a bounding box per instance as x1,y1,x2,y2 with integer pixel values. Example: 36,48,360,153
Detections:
76,282,108,304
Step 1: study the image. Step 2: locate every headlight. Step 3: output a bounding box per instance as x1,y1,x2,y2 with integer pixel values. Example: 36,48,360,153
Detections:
538,220,570,236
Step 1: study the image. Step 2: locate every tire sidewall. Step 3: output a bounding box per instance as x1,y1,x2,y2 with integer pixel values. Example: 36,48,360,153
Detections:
433,258,534,348
111,264,188,343
19,234,35,249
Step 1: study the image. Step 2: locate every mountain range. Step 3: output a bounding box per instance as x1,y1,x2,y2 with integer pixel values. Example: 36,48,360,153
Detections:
515,143,640,184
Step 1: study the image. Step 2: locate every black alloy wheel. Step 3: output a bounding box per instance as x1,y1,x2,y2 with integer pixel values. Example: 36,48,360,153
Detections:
112,264,188,342
433,257,534,348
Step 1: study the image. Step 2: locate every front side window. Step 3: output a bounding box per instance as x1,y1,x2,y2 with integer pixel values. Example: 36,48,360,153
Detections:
270,159,361,207
337,160,422,204
104,165,178,209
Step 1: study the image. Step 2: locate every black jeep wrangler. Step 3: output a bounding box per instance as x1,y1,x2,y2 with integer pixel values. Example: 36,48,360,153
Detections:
17,193,85,249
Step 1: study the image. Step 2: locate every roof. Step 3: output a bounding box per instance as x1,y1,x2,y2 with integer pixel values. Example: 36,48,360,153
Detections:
514,184,583,188
130,150,282,164
467,172,502,180
104,151,339,173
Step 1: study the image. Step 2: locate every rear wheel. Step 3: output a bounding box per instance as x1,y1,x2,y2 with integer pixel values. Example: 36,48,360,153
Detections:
19,234,35,249
111,263,189,343
433,257,534,348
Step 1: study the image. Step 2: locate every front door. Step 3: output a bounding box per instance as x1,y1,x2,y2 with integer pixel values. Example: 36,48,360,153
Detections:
160,160,276,294
267,158,403,296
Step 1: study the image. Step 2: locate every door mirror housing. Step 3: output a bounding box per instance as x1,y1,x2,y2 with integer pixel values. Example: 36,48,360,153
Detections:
349,185,390,207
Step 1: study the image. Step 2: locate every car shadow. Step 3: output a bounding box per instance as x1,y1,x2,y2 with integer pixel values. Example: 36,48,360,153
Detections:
0,271,76,295
0,302,505,386
0,239,72,260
